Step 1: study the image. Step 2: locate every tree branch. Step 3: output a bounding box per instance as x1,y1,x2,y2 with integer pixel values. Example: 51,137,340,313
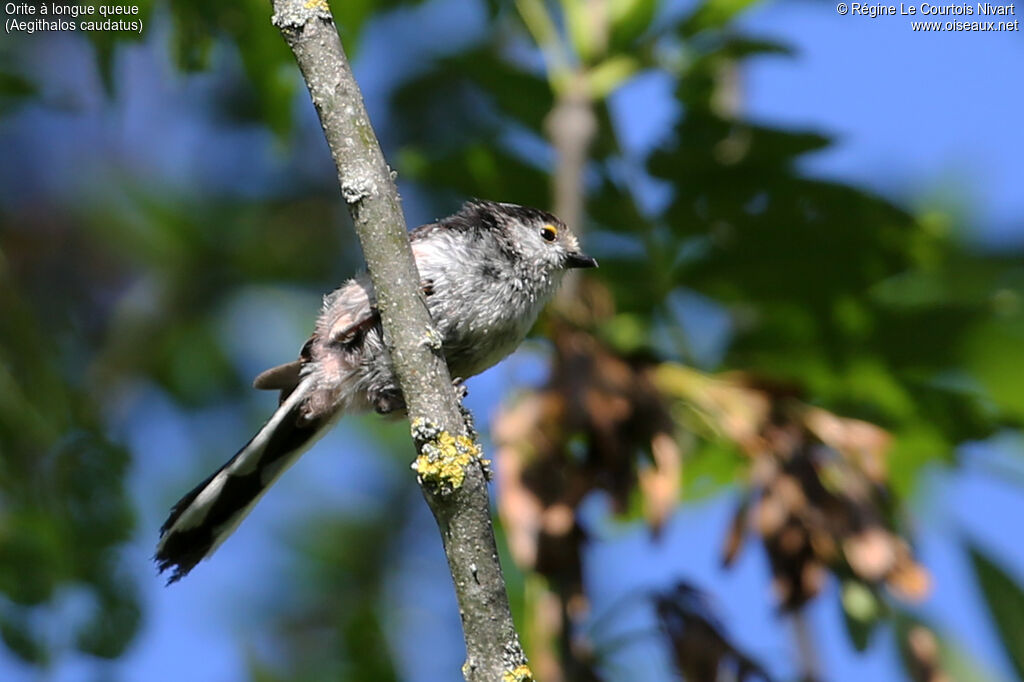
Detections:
546,78,596,310
270,2,531,679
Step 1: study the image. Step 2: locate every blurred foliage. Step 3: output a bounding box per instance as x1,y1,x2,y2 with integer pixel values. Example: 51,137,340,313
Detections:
0,100,350,674
243,415,415,681
84,191,354,404
969,545,1024,680
72,0,428,134
247,516,402,682
0,251,139,664
892,611,1003,682
0,0,1022,680
389,0,1024,679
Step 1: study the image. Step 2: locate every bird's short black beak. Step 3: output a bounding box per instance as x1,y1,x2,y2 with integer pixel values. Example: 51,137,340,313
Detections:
565,252,598,269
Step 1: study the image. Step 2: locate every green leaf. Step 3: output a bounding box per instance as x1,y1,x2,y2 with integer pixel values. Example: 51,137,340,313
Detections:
840,580,881,652
886,424,950,500
681,0,766,35
0,67,36,114
560,0,601,62
397,143,550,211
964,316,1024,422
391,48,555,142
968,545,1024,680
0,611,47,665
586,55,640,99
609,0,657,49
681,439,746,500
892,612,998,682
76,574,142,659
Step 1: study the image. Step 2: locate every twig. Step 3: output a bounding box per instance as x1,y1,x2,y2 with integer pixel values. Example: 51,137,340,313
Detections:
270,2,531,679
520,5,600,677
792,609,822,682
546,81,596,240
546,78,596,309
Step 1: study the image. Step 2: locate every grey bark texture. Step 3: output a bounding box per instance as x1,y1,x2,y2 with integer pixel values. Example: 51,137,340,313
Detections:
270,2,532,680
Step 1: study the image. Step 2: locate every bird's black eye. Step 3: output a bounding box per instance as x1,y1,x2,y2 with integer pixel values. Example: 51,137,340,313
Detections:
541,224,558,242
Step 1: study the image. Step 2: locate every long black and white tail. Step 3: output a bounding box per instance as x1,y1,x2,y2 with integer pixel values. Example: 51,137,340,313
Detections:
155,380,333,583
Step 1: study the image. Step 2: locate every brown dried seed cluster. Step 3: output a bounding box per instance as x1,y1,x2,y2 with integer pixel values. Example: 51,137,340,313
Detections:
494,314,679,679
495,323,676,592
655,366,931,610
493,282,932,677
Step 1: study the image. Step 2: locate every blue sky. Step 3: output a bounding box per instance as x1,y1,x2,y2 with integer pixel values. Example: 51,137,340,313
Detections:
1,0,1022,680
740,0,1024,243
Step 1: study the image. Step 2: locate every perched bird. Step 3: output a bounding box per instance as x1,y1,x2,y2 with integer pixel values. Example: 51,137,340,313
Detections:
155,200,597,582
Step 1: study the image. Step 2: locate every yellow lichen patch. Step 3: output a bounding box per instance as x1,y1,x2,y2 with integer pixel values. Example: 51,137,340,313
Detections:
503,664,535,682
411,429,484,493
303,0,330,12
455,434,481,458
413,432,465,489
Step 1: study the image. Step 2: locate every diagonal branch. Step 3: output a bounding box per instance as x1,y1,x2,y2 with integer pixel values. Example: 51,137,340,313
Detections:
270,2,531,679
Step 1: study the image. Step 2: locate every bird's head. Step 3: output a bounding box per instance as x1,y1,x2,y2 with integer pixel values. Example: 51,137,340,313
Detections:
459,200,598,276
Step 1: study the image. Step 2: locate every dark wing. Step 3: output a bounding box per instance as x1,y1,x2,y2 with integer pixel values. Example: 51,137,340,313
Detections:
252,308,389,403
325,309,381,347
253,263,437,403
